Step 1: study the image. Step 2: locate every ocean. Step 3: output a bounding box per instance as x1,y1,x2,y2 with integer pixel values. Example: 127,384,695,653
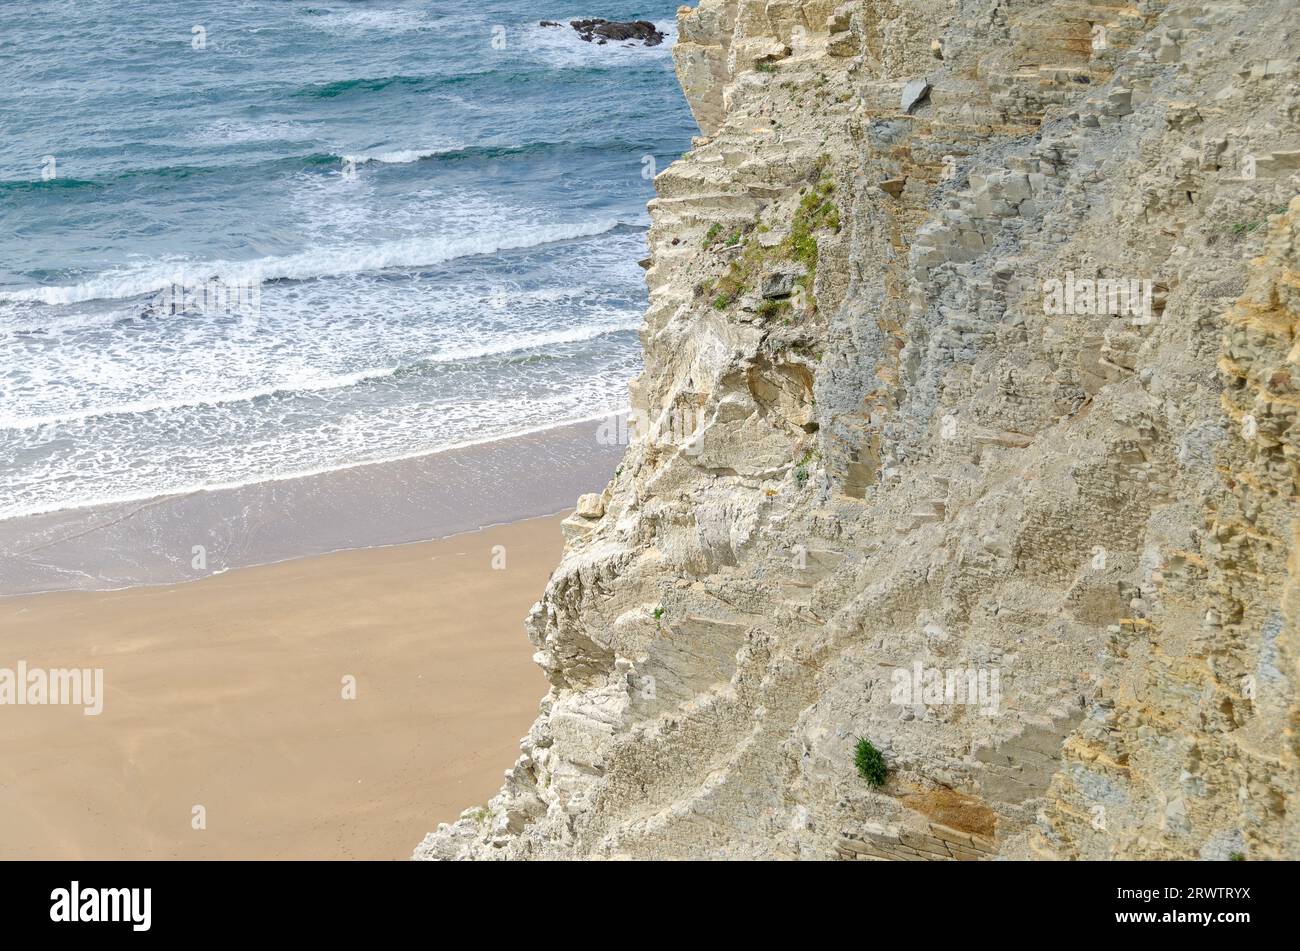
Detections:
0,1,694,521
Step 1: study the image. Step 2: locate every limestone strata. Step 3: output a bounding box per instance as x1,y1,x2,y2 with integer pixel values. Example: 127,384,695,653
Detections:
416,0,1300,860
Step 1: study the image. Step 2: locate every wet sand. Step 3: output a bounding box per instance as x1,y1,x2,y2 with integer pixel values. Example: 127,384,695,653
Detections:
0,515,561,859
0,415,623,596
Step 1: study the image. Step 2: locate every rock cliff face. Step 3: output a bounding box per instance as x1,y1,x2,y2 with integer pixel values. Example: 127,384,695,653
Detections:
416,0,1300,860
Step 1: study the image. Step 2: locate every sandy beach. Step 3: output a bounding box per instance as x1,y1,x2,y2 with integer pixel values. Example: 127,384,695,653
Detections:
0,514,560,859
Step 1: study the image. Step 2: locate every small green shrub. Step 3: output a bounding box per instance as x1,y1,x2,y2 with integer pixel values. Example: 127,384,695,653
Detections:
854,737,887,787
653,606,665,620
704,223,722,244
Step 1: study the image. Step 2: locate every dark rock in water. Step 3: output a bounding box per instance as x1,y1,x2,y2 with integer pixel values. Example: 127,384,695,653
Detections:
539,21,560,27
569,18,665,47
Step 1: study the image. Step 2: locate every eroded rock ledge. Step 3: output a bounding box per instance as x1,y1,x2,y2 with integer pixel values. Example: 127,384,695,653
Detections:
418,0,1300,860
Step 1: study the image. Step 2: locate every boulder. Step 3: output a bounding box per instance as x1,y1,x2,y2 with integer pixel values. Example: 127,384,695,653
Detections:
761,270,803,299
570,18,665,47
574,493,605,519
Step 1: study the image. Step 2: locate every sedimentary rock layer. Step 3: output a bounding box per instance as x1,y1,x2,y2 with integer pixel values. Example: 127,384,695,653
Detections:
418,0,1300,860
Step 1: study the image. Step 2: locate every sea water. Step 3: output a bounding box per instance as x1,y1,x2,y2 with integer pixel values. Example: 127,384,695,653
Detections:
0,1,693,519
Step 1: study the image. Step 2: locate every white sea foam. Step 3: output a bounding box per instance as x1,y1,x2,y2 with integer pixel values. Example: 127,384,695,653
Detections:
0,229,649,437
0,218,630,306
0,390,636,522
0,319,640,431
341,146,475,165
310,8,442,34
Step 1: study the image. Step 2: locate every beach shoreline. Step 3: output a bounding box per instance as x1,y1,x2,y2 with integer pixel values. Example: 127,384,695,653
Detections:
0,513,565,860
0,414,623,598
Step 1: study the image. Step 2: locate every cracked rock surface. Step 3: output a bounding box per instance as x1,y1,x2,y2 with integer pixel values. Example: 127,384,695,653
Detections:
416,0,1300,860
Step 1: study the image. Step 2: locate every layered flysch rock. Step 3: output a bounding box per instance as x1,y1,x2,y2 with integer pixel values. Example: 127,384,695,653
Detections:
416,0,1300,860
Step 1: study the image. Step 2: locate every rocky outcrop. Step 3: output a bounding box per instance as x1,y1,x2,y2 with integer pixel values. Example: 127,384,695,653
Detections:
569,19,666,47
417,0,1300,860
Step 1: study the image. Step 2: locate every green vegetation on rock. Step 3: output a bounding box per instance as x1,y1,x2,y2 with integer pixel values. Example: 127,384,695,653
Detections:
854,737,888,787
702,158,840,319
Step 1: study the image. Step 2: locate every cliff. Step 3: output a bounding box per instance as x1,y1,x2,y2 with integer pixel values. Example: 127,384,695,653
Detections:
416,0,1300,860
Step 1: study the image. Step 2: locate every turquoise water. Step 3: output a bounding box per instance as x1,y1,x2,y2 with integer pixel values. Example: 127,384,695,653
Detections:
0,1,693,519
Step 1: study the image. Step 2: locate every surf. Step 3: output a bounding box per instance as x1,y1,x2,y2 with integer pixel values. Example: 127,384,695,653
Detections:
0,220,640,307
